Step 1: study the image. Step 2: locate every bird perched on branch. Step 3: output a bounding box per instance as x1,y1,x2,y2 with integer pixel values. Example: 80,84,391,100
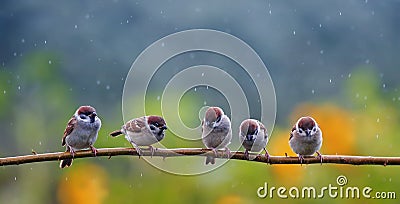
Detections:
239,119,269,161
289,116,323,164
202,107,232,165
110,115,167,157
60,105,101,168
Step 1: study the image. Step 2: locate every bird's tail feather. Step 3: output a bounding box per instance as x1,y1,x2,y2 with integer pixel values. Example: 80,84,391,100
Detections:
60,158,73,168
109,130,122,137
205,156,215,165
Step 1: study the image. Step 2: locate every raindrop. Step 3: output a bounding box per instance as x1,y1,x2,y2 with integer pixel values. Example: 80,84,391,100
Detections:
269,10,272,15
348,73,352,78
311,89,315,94
3,90,6,94
44,40,47,44
206,86,209,90
201,73,204,77
339,11,342,16
126,19,129,24
39,141,42,145
21,38,25,43
194,87,197,92
364,96,368,100
382,84,386,88
85,14,90,19
319,24,322,28
156,96,160,101
161,42,165,47
365,0,368,3
376,118,380,123
389,178,392,182
329,78,332,83
140,173,143,177
376,134,379,139
17,86,21,90
293,30,296,35
371,11,375,15
74,24,78,29
320,50,324,54
96,80,101,85
203,101,207,105
365,59,370,64
14,177,17,181
355,93,359,98
48,60,52,64
13,52,17,57
106,85,110,90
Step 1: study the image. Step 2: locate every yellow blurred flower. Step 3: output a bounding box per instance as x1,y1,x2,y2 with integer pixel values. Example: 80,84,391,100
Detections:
291,103,356,155
58,163,109,204
269,103,357,184
216,194,244,204
268,128,305,184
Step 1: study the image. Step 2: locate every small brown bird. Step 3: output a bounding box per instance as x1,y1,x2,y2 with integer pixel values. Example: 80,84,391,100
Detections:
60,106,101,168
110,115,167,156
239,119,269,160
201,107,232,165
289,116,323,164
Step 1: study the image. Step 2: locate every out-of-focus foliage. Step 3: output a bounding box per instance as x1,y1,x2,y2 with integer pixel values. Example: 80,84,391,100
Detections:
58,163,109,204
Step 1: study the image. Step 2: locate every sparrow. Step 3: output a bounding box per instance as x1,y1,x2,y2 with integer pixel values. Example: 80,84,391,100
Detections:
109,115,167,157
289,116,323,164
60,105,101,168
201,106,232,165
239,119,269,161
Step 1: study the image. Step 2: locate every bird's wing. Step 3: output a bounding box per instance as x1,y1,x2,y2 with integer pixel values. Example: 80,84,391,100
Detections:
62,116,77,146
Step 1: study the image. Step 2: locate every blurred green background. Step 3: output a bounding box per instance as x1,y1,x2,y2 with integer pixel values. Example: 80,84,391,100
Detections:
1,1,400,203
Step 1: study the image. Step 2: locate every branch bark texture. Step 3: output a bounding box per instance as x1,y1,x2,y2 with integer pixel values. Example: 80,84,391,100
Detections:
0,148,399,166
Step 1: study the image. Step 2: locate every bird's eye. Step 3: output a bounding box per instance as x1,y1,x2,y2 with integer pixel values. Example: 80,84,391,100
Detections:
299,129,303,133
313,127,316,131
150,125,156,130
216,116,221,123
154,122,159,127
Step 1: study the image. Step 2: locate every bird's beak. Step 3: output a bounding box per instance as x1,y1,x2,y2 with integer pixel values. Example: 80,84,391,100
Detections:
89,112,97,123
160,125,167,130
306,130,311,137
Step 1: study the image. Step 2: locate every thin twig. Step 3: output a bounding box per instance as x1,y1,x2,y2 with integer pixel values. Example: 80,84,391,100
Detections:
0,148,399,166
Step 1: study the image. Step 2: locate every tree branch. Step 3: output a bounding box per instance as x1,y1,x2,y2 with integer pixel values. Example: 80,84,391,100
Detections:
0,148,399,166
